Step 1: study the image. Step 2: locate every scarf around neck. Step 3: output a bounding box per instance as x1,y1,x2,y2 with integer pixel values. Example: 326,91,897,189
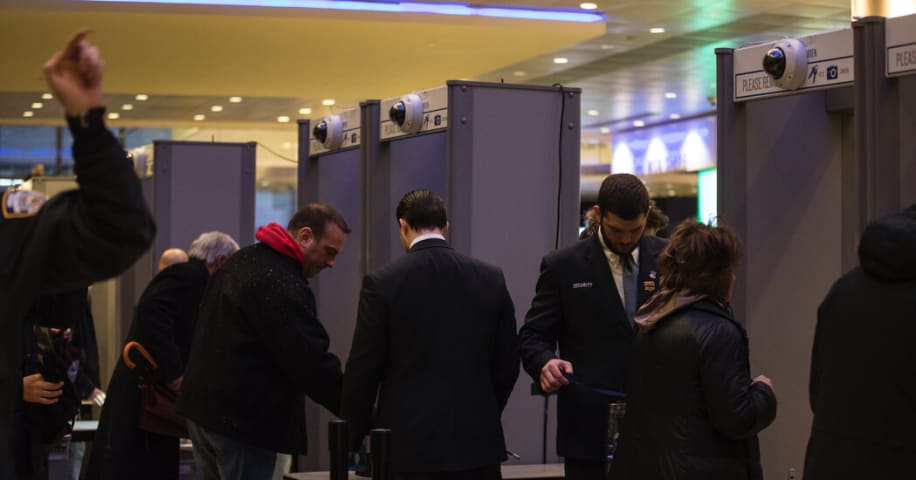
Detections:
255,222,304,267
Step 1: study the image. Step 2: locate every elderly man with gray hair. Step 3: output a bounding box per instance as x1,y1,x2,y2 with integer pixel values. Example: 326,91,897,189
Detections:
86,231,239,480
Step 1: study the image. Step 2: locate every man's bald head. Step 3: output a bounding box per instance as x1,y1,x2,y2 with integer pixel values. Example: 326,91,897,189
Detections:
158,248,189,272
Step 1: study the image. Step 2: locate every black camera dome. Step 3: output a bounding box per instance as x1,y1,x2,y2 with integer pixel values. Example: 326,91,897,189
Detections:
389,101,407,126
313,121,328,143
763,47,787,79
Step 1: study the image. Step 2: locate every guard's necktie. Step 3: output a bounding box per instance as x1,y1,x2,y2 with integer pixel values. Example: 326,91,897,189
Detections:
619,253,638,326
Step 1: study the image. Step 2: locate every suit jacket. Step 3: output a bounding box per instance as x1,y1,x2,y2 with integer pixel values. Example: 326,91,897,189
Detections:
87,259,210,480
518,233,667,460
177,244,342,454
341,238,519,473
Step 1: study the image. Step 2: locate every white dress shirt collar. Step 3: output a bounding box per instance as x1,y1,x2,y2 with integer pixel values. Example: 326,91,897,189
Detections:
409,232,446,249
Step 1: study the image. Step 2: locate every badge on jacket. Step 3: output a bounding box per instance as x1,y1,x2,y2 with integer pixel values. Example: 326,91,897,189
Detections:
2,189,48,219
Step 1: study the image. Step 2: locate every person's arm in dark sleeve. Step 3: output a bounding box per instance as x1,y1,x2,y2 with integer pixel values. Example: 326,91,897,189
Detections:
247,280,343,416
341,275,389,449
809,299,828,413
131,270,193,384
698,321,777,439
34,30,154,291
37,108,155,288
491,275,519,412
518,256,562,382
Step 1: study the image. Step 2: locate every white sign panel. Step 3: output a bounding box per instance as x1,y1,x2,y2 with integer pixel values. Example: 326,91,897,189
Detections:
309,108,360,156
886,13,916,77
733,28,854,102
380,86,448,141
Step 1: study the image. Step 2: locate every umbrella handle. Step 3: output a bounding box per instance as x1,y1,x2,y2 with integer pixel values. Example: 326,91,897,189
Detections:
122,341,159,370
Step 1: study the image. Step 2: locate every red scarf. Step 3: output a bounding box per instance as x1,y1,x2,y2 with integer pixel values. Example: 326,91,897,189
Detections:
255,222,304,266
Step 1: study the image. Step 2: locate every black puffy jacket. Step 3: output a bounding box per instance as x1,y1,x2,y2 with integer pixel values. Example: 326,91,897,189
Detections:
804,207,916,479
611,294,777,480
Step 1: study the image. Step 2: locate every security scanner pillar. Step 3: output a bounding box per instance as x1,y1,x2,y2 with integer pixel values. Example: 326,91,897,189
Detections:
716,27,855,479
122,140,256,320
295,107,369,470
864,14,916,209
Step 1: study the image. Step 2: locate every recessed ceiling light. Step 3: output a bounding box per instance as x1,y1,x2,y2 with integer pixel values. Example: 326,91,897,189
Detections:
31,102,43,109
513,71,526,77
579,2,598,10
229,96,243,103
669,113,681,120
122,104,134,111
665,92,677,99
633,120,645,127
41,93,53,100
599,127,611,134
553,57,569,64
211,105,224,112
299,107,312,115
277,116,291,123
282,142,292,150
667,189,677,196
321,99,335,106
135,94,149,101
194,114,206,121
108,112,120,120
650,27,666,34
587,109,600,116
600,44,615,50
23,111,33,118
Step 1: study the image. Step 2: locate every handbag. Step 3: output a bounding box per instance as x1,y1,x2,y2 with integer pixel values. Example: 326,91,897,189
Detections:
122,341,189,438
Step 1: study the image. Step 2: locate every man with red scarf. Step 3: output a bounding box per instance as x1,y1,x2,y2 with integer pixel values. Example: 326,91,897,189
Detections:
177,204,350,480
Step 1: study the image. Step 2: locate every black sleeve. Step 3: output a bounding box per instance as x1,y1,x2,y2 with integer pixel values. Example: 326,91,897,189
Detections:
809,300,826,413
491,274,520,412
131,270,198,383
697,320,777,439
247,280,343,416
36,108,155,289
518,256,562,382
341,275,389,449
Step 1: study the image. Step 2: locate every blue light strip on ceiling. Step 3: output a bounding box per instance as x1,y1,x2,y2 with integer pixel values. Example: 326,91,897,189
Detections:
80,0,606,23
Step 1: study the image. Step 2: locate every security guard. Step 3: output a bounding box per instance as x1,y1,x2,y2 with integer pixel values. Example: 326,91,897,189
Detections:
0,29,156,477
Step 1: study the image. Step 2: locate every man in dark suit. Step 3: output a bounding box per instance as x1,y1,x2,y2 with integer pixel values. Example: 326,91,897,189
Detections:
519,173,667,480
342,189,519,480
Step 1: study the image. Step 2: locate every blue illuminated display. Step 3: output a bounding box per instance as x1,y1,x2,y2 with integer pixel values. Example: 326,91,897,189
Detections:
81,0,606,22
611,116,716,176
697,168,717,226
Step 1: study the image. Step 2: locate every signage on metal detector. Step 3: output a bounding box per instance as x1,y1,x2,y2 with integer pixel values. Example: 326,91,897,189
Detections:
733,28,854,102
886,13,916,77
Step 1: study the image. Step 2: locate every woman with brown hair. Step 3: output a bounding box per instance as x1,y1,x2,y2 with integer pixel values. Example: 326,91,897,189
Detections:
610,221,777,480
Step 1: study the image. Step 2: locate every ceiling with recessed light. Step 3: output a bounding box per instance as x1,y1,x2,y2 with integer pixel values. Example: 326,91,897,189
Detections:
0,0,852,170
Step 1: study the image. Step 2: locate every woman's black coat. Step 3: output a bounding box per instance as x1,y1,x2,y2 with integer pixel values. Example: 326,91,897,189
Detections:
611,298,777,480
85,259,209,480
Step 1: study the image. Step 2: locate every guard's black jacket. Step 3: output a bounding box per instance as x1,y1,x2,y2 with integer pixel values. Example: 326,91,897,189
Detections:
0,108,155,477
